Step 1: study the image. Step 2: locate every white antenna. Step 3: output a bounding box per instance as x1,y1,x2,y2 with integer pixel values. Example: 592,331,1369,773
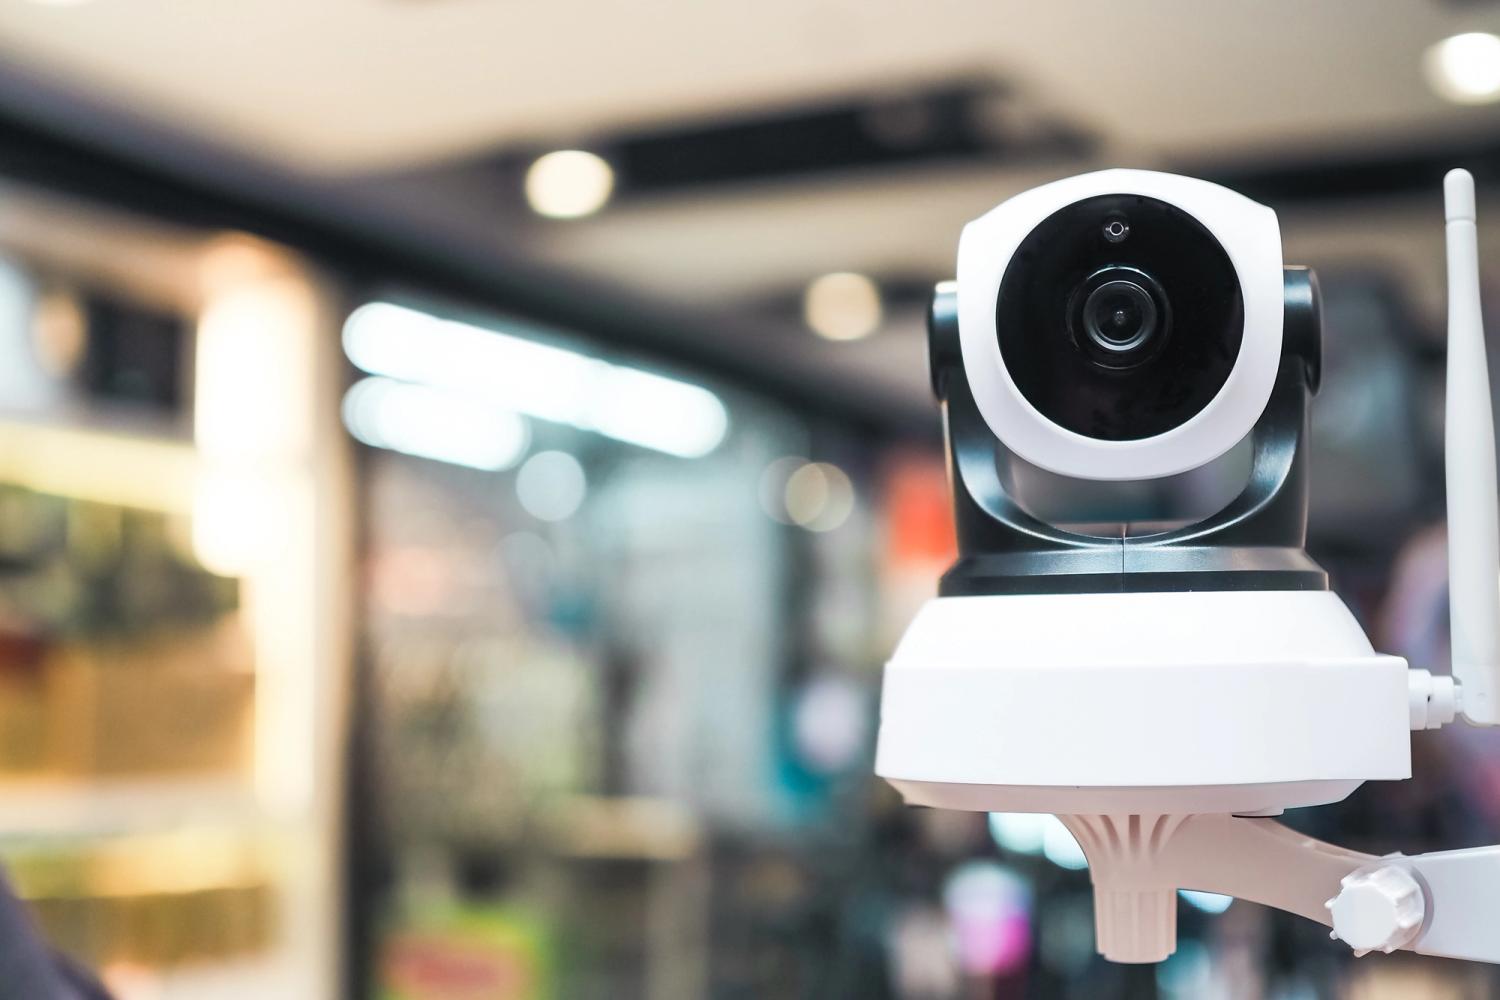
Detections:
1444,168,1500,725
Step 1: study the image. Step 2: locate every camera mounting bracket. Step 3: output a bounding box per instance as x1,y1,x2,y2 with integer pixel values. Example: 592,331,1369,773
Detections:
1060,811,1500,964
932,266,1326,596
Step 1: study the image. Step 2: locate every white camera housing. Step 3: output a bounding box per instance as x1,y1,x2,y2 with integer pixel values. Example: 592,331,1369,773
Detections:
958,168,1285,481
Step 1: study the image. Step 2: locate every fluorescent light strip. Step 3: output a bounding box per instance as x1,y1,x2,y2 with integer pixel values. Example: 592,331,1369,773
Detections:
342,303,729,458
342,377,530,471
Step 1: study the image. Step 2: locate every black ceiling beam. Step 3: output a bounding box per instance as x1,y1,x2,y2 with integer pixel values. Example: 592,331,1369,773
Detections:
1184,131,1500,208
462,79,1095,197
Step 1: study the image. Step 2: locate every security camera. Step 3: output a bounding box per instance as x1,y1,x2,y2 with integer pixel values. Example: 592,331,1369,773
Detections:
877,169,1500,966
944,168,1315,482
923,169,1323,596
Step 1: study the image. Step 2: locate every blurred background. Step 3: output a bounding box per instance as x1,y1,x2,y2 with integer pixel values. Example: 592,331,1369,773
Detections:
0,2,1492,998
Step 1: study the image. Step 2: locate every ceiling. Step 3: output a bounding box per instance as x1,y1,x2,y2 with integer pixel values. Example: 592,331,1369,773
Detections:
0,0,1497,413
0,0,1491,171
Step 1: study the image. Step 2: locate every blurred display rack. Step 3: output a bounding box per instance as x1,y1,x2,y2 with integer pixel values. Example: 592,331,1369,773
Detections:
0,213,355,995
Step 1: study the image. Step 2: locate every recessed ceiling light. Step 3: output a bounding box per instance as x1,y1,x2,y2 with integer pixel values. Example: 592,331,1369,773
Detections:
1424,32,1500,105
524,150,614,219
803,271,882,342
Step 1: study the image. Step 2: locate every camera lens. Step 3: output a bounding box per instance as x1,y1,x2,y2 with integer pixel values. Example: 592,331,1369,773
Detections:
1083,280,1157,353
1067,265,1171,370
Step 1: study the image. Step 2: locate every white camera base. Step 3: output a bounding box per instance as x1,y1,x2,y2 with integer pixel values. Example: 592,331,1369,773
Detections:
875,591,1412,813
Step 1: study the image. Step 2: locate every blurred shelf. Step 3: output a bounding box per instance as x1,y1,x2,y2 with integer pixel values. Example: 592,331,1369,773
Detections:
0,775,260,838
540,795,702,862
102,954,304,1000
0,417,197,513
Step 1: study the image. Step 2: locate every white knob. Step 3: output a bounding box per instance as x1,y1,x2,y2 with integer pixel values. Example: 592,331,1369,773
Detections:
1325,864,1426,956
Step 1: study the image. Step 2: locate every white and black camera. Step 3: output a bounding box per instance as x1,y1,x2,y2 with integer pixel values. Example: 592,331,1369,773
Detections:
927,168,1325,595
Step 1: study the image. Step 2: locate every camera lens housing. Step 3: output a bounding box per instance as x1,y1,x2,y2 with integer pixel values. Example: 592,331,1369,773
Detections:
954,169,1285,481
